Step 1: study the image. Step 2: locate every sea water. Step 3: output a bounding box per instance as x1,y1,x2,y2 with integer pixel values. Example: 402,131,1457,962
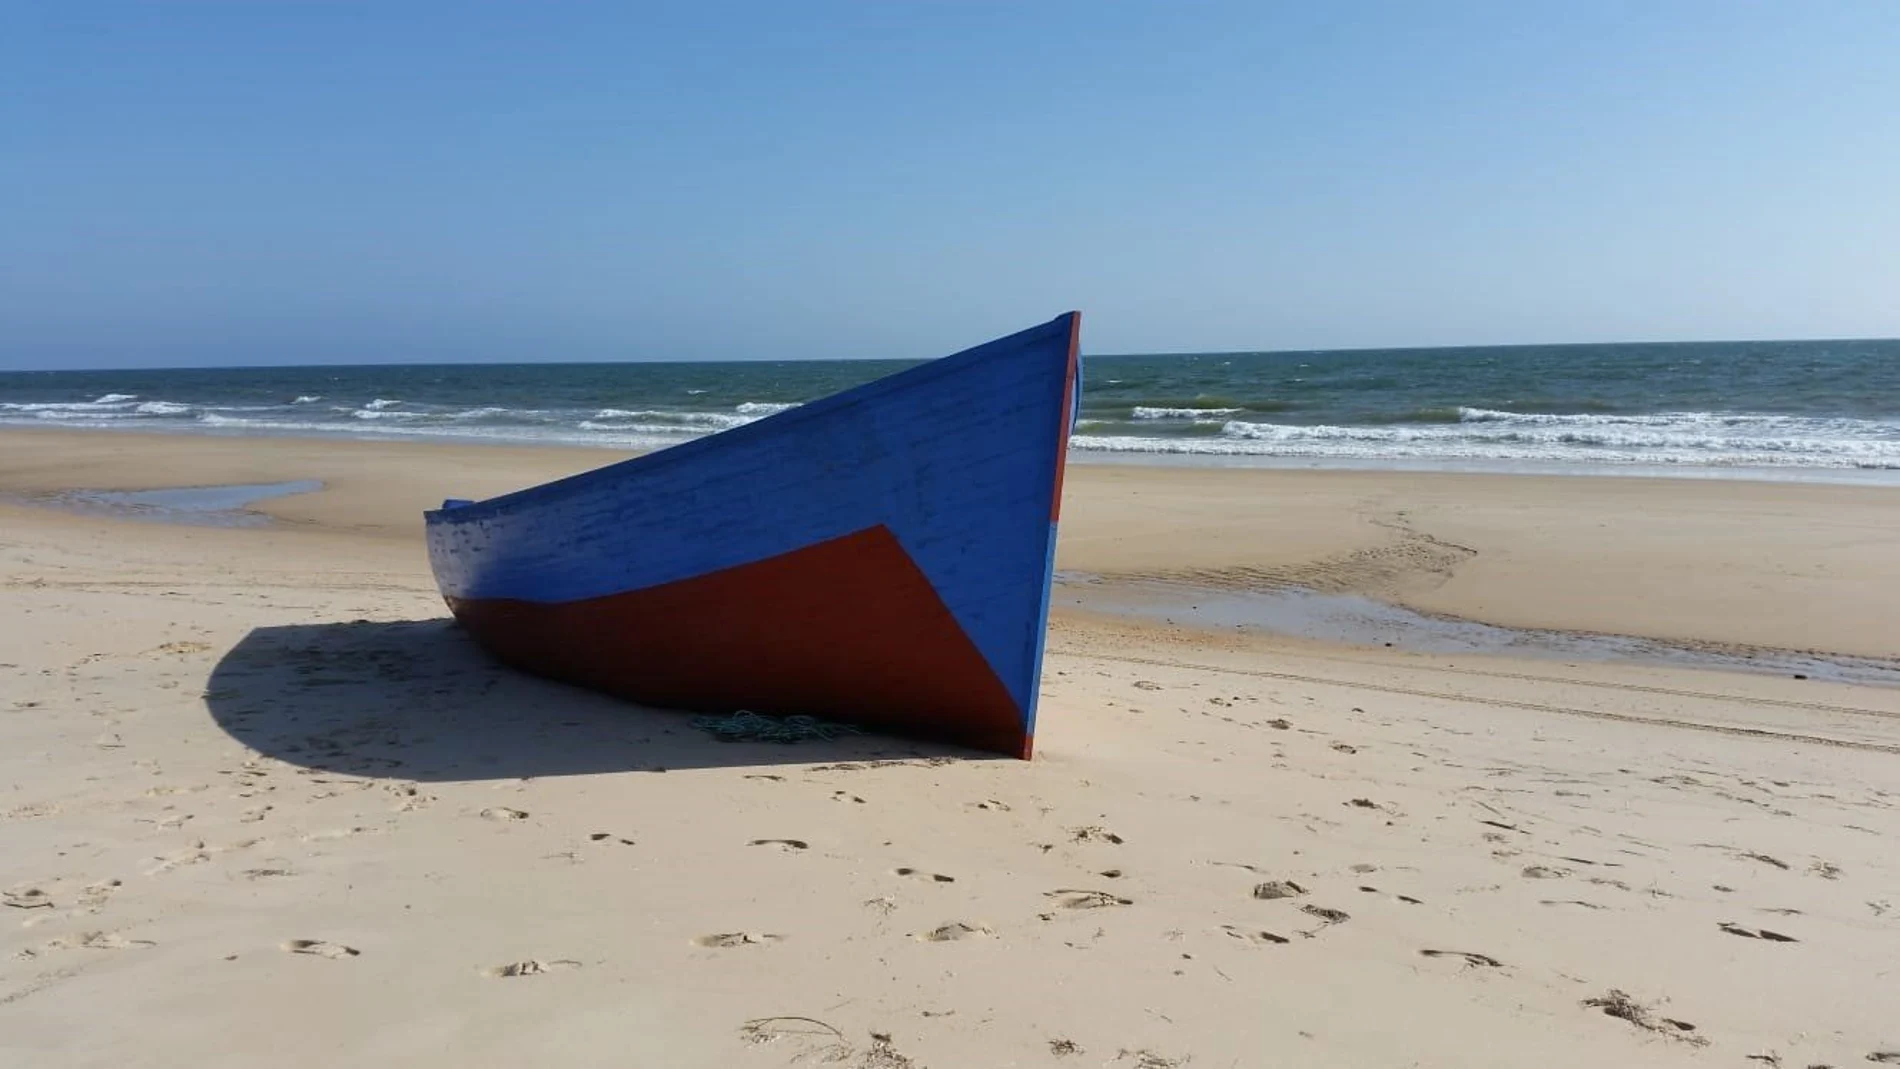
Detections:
17,480,325,526
4,338,1898,479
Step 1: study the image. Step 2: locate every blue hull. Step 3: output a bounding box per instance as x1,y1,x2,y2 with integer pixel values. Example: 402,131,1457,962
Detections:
424,314,1081,757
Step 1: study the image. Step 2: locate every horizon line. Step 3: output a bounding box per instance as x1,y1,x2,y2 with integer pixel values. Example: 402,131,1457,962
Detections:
3,331,1897,375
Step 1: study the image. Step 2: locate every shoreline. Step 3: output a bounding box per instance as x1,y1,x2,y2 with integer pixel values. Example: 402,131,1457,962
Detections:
6,427,1900,662
5,420,1899,487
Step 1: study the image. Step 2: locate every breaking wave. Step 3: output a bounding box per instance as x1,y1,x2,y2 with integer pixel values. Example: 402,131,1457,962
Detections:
1132,405,1245,419
1070,409,1900,469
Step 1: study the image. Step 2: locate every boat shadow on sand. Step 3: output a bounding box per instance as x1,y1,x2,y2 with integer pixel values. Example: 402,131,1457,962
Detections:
204,619,991,780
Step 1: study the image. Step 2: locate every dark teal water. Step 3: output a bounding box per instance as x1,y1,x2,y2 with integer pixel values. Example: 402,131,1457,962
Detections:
5,339,1898,475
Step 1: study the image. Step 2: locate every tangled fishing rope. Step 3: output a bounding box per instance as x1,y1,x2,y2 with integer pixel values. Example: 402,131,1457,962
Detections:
688,710,864,744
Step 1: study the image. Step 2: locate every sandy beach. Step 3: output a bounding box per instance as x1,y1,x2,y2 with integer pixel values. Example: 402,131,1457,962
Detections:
5,428,1900,1068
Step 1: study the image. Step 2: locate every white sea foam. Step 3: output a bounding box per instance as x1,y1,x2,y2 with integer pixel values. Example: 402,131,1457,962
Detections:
593,408,755,430
10,386,1896,477
1132,406,1244,419
28,408,147,421
576,420,702,435
1,397,140,413
1068,409,1900,469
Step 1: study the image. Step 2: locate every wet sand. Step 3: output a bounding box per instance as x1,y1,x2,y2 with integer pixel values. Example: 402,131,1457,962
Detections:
3,428,1900,1067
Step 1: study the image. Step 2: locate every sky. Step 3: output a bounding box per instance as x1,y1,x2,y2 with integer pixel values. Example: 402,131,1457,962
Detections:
3,2,1898,369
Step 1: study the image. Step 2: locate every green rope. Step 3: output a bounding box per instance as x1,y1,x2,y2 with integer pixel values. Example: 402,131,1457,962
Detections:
689,710,864,744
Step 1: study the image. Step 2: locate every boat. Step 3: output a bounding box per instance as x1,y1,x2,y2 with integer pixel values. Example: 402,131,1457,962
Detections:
424,312,1081,759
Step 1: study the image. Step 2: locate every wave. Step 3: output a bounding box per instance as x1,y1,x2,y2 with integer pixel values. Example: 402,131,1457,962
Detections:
23,408,150,421
1061,409,1900,469
1450,407,1852,430
1131,406,1244,419
1071,433,1900,469
594,408,764,431
576,420,703,435
0,397,141,413
10,389,1897,474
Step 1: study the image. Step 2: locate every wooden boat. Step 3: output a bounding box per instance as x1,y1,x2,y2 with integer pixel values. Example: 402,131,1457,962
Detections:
424,313,1081,758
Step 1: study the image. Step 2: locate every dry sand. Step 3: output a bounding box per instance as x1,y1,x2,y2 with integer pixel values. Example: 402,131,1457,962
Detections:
3,428,1899,1068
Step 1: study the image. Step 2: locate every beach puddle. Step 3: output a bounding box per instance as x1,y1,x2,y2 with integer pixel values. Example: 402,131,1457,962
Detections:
1056,574,1900,687
6,480,323,527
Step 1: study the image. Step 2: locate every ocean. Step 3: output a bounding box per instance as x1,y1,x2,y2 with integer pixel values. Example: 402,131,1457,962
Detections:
5,338,1899,479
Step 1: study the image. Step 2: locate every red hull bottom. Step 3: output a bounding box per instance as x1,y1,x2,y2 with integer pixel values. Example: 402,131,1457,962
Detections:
446,526,1032,758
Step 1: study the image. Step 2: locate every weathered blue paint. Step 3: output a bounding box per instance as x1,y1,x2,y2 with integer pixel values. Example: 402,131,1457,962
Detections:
425,314,1079,738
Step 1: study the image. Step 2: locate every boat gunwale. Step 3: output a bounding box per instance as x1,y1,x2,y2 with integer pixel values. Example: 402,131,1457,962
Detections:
424,313,1079,527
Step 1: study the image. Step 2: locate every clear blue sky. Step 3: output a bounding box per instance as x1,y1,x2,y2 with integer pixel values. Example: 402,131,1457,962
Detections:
4,2,1897,369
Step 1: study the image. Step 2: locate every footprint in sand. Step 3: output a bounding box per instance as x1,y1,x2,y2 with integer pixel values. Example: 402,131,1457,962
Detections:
587,833,636,845
694,932,784,948
892,867,955,883
918,922,991,942
1298,905,1350,936
484,959,581,977
1069,826,1124,845
3,887,53,910
240,806,273,824
830,791,866,804
51,931,155,951
479,807,529,822
1717,922,1799,943
749,839,809,852
1420,949,1504,968
78,879,122,911
1356,885,1421,904
302,827,371,842
1221,925,1290,946
1581,990,1705,1046
1045,889,1132,910
1251,880,1307,901
145,845,212,876
386,784,434,812
283,939,358,959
